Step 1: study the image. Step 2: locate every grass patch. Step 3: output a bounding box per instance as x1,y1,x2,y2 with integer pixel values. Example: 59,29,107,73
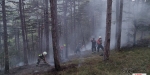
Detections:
40,47,150,75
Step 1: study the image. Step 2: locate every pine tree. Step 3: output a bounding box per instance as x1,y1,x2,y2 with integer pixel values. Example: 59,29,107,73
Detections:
49,0,61,71
104,0,113,61
2,0,9,73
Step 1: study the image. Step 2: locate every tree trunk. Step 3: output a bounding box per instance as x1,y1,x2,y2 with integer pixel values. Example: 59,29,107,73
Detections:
37,16,42,53
73,0,77,46
31,32,34,51
2,0,9,73
93,14,95,33
19,0,28,65
15,29,17,53
63,0,68,59
104,0,112,61
115,0,120,50
17,28,20,50
115,0,123,51
17,28,20,60
70,0,73,33
22,3,29,55
44,0,50,56
49,0,61,71
41,24,44,52
0,23,2,52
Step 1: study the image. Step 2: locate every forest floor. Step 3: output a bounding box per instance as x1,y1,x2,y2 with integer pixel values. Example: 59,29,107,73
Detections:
1,47,150,75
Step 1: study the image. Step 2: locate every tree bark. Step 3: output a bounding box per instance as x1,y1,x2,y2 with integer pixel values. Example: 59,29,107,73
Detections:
0,22,2,52
104,0,112,61
2,0,9,73
73,0,77,46
19,0,28,65
44,0,50,56
37,16,42,53
115,0,123,51
63,0,69,59
70,0,73,33
22,2,29,55
49,0,61,71
31,32,34,56
115,0,120,50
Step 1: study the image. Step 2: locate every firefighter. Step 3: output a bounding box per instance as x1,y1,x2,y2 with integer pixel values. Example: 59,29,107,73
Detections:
91,38,96,53
59,44,66,61
36,51,49,66
97,36,104,52
75,43,82,54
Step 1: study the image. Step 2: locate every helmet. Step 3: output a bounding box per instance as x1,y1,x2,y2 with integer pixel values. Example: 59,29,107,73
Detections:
99,36,101,38
43,51,47,55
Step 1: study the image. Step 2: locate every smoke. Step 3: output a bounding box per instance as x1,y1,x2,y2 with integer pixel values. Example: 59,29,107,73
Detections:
81,0,149,50
83,0,116,50
16,62,24,67
0,0,149,71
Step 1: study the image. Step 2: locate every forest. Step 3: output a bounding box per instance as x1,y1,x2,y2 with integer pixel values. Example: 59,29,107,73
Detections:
0,0,150,75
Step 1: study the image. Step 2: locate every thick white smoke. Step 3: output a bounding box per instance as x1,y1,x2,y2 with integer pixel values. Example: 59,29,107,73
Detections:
83,0,147,50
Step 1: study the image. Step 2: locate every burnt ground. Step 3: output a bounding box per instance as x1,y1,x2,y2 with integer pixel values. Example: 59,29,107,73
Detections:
0,50,103,75
1,64,53,75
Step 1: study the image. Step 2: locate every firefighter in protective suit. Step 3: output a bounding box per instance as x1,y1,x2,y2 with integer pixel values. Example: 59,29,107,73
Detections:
36,51,49,66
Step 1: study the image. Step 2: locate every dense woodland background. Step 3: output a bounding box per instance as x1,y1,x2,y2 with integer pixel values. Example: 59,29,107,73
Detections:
1,0,150,74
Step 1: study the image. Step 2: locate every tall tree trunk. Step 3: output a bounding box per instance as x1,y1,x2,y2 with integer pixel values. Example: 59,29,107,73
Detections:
104,0,112,61
31,32,34,60
31,32,34,52
115,0,123,51
15,29,17,52
2,0,9,73
127,0,131,44
63,0,68,59
41,24,44,52
19,0,28,65
73,0,76,46
22,3,29,54
17,28,20,60
115,0,120,50
0,23,2,52
70,0,73,33
37,16,41,53
44,0,50,56
93,14,95,33
49,0,61,71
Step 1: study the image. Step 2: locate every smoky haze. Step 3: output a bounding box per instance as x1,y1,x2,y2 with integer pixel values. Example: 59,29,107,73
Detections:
49,0,149,64
1,0,150,71
81,0,149,51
